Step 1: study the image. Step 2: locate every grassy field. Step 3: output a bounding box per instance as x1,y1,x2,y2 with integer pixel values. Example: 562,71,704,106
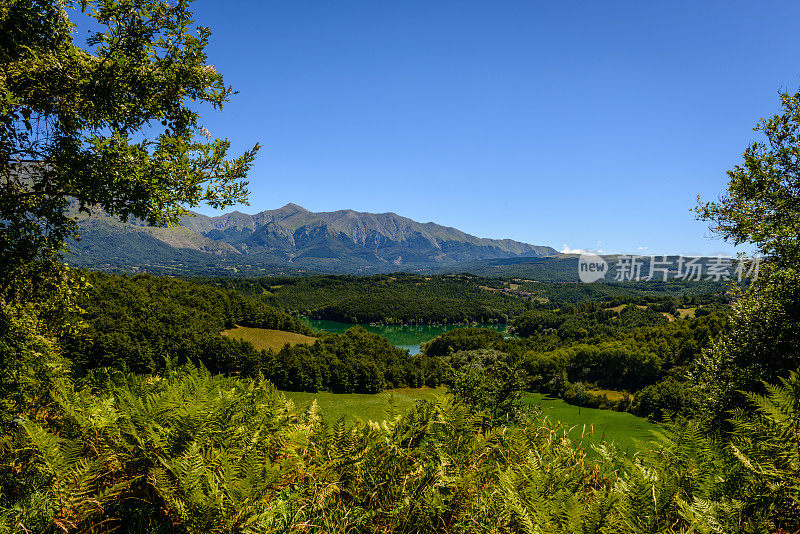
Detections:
282,387,446,424
522,392,661,454
281,387,660,454
222,325,317,351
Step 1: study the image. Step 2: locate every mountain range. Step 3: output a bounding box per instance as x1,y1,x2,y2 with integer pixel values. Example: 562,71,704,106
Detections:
65,203,558,275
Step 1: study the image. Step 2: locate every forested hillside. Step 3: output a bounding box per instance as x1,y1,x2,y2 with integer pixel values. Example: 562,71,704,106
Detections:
53,269,734,417
215,273,528,323
212,272,727,325
62,272,311,374
59,272,446,393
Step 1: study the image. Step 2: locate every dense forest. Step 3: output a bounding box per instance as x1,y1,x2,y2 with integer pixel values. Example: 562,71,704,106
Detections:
417,304,731,418
214,273,529,324
34,265,740,431
62,272,311,374
211,272,727,325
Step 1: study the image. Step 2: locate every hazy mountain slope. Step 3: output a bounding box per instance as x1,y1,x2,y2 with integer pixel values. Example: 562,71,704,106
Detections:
179,203,555,259
65,203,558,275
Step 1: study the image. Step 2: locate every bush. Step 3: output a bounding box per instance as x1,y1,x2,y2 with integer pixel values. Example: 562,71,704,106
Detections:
633,375,698,421
422,327,505,357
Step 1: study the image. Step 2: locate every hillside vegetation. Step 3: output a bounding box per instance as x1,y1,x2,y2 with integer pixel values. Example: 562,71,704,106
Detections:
213,273,726,325
59,272,447,394
62,271,312,375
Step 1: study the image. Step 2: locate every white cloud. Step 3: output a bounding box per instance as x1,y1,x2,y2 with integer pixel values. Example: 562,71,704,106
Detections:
561,244,592,255
637,246,649,251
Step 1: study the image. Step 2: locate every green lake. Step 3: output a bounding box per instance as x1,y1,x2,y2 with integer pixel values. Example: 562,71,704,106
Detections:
300,318,508,354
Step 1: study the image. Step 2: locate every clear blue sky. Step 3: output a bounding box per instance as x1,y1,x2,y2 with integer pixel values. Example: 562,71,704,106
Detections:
183,1,800,255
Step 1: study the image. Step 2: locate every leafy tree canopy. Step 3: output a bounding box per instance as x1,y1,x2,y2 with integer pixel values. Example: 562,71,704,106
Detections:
692,86,800,424
696,87,800,267
0,0,258,283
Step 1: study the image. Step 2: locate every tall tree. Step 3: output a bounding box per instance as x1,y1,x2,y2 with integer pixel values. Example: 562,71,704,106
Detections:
0,0,258,497
693,87,800,424
0,0,258,287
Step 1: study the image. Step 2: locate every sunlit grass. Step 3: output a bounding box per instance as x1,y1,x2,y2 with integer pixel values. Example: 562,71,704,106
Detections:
282,387,446,424
522,392,660,454
587,388,629,402
222,325,316,351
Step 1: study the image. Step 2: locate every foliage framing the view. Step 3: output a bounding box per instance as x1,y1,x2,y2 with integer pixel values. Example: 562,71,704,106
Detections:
0,0,258,281
696,88,800,267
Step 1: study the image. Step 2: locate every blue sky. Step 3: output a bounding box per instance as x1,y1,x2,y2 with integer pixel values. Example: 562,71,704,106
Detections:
179,1,800,255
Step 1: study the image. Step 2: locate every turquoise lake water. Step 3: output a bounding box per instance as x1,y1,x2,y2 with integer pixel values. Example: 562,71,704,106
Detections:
300,318,508,354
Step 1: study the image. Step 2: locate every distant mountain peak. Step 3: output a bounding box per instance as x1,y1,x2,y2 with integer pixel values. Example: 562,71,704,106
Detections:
67,203,559,275
276,202,309,213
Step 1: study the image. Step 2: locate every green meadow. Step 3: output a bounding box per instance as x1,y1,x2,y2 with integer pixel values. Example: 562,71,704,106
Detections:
522,392,661,454
282,388,660,453
282,387,446,425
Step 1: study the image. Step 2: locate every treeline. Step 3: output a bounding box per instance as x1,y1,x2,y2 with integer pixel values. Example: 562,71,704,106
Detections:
213,273,530,324
204,326,445,393
511,304,673,339
511,278,729,303
511,304,730,416
62,271,312,374
264,328,443,392
311,295,508,324
208,273,728,325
